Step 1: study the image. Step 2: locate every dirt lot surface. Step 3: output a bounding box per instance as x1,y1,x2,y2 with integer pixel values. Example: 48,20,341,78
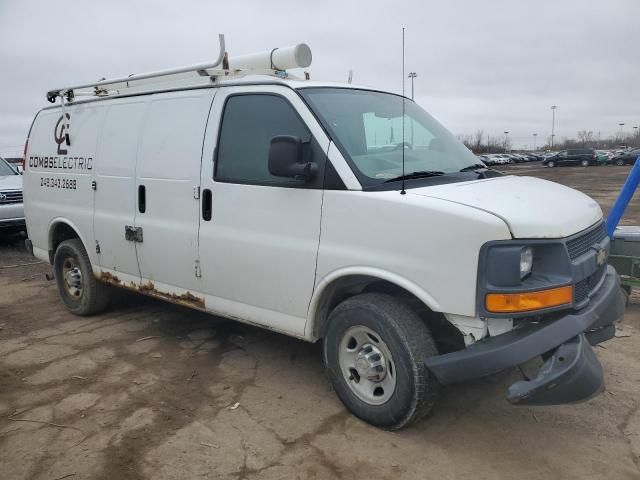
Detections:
1,163,639,480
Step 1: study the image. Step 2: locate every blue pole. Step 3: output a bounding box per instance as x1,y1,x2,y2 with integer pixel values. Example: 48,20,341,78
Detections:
606,156,640,238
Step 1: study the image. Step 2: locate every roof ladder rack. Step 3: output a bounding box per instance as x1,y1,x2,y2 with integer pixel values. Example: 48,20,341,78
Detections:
46,35,313,103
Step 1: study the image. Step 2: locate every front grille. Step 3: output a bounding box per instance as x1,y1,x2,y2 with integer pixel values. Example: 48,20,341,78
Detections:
566,222,607,260
574,265,606,304
0,190,23,204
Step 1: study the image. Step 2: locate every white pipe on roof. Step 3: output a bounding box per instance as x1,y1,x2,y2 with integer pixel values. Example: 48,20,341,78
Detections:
229,44,312,71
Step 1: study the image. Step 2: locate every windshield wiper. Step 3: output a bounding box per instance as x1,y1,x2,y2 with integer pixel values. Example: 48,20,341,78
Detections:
459,164,487,172
384,171,445,183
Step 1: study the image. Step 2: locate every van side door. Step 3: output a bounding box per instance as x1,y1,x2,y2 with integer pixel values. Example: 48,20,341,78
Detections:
197,86,329,336
93,100,147,285
133,90,215,297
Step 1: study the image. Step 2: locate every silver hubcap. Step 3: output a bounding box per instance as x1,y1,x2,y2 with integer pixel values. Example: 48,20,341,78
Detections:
62,258,83,298
338,325,396,405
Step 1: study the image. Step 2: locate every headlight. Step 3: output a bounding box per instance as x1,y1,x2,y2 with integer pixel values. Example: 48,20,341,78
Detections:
520,246,533,279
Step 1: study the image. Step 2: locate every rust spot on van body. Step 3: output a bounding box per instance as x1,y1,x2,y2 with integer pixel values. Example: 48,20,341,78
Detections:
97,271,122,285
95,273,205,309
139,281,206,309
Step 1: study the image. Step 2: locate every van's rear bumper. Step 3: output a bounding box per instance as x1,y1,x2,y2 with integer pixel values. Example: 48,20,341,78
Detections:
425,265,625,405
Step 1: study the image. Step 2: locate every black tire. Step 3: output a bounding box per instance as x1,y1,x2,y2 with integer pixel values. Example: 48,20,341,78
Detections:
323,293,440,430
53,238,110,315
546,160,555,167
580,159,589,167
615,159,624,166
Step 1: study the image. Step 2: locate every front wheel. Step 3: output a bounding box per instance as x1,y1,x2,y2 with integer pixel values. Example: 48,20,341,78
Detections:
580,159,590,167
546,160,555,167
323,293,440,429
615,159,625,166
53,239,110,315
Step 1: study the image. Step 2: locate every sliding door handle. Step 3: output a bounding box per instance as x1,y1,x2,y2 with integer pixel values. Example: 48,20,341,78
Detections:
202,188,212,221
138,185,146,213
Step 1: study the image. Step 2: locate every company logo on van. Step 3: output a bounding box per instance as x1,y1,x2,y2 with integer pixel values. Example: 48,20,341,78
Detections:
28,112,92,173
54,113,71,155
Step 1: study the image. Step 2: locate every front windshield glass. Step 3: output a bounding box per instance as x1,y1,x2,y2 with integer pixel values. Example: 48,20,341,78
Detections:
300,88,480,187
0,158,17,176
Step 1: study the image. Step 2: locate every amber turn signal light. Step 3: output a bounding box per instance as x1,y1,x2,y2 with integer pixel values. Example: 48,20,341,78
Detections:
485,285,573,313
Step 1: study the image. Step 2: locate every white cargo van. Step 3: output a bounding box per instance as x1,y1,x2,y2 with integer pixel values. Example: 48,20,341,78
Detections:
23,40,625,429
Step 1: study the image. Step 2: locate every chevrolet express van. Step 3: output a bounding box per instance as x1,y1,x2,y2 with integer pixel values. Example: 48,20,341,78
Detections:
23,43,625,429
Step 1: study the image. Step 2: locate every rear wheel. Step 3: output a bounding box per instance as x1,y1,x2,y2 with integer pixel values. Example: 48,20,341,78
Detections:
323,293,440,429
546,160,556,167
580,159,590,167
53,239,110,315
615,158,625,166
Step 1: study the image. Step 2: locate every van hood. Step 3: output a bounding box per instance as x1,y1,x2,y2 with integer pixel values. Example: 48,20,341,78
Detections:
408,175,602,238
0,174,22,191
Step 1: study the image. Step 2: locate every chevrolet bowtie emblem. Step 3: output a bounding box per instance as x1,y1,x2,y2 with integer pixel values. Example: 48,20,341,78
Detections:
595,247,607,267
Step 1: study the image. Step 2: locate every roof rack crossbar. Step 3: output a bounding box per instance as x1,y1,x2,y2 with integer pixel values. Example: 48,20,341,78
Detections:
47,34,226,102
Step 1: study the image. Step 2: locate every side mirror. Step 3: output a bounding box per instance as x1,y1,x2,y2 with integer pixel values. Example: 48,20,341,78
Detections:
268,135,317,181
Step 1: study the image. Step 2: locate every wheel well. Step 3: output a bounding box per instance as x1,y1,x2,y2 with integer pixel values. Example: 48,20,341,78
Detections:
49,222,80,264
312,276,465,354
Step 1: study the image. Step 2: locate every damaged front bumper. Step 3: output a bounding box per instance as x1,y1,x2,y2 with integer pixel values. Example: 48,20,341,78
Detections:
425,265,625,405
506,333,603,405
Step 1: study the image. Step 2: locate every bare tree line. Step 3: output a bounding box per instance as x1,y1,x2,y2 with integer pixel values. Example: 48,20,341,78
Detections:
458,129,640,153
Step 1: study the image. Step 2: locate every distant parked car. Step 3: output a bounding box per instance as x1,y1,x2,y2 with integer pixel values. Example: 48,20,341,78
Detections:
486,154,511,165
0,156,25,233
595,151,610,165
543,148,597,167
610,148,640,166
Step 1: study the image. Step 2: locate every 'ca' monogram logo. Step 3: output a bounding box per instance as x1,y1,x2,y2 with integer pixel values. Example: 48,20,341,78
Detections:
54,113,71,155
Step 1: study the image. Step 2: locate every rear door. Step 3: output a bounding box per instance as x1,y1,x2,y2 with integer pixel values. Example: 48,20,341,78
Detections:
134,89,215,296
93,100,146,285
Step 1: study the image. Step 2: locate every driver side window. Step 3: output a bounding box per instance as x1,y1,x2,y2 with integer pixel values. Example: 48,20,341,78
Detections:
215,94,319,187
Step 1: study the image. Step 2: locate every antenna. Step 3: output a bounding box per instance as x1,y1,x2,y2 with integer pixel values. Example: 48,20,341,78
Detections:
401,28,406,195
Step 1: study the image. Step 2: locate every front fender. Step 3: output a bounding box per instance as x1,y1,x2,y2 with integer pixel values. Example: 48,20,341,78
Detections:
305,266,442,340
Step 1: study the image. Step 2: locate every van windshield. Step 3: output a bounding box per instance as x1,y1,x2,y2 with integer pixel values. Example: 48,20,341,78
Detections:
300,88,480,188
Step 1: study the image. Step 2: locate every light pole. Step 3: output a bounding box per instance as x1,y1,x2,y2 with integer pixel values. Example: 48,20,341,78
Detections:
619,123,625,143
633,126,639,139
503,131,510,152
551,105,557,150
408,72,417,100
533,133,538,151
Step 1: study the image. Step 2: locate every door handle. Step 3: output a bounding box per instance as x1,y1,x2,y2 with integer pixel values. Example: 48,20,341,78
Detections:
138,185,146,213
202,188,212,221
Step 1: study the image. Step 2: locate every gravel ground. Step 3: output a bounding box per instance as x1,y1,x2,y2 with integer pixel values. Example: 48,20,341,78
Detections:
0,163,639,480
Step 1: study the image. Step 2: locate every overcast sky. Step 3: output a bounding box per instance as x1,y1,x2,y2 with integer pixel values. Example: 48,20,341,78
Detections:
1,0,639,156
